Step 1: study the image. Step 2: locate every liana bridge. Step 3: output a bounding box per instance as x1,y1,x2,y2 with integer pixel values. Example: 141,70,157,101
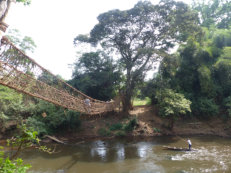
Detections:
0,36,119,115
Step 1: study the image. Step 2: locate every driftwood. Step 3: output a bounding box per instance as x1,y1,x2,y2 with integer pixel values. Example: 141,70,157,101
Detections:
45,135,66,144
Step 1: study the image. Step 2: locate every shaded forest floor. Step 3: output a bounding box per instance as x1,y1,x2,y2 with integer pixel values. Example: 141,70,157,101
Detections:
55,105,231,143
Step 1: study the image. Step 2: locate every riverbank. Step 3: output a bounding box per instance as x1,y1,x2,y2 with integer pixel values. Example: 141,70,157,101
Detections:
1,105,231,143
51,105,231,143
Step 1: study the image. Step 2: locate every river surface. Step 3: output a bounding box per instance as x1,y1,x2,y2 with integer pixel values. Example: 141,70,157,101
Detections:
20,136,231,173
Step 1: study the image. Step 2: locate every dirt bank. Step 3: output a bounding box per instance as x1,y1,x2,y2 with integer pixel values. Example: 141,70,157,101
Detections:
1,106,231,144
53,106,231,143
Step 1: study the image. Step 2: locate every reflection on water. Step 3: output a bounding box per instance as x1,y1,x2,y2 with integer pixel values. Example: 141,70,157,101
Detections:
116,143,125,160
20,136,231,173
90,141,107,161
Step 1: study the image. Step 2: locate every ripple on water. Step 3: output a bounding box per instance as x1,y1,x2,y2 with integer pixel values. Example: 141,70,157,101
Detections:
170,145,230,172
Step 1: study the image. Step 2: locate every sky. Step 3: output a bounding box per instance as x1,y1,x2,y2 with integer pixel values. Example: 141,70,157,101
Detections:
6,0,191,80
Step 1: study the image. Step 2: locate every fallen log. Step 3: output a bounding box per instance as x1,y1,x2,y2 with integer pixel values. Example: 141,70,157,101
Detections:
44,135,66,144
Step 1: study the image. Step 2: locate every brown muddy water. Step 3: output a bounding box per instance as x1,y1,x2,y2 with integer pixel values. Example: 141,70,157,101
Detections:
20,136,231,173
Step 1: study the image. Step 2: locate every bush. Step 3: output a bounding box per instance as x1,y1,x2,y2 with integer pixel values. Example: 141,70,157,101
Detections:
124,118,137,132
97,128,111,136
26,117,48,136
115,131,126,137
0,86,34,124
31,100,81,134
156,89,191,117
153,127,161,133
0,153,31,173
109,123,123,131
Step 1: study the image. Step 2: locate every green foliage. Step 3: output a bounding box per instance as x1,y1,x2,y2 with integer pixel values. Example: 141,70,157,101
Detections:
157,89,191,117
98,119,137,137
8,124,40,152
109,123,123,131
153,128,161,133
74,0,201,112
214,56,231,97
123,118,137,132
0,85,34,128
6,29,36,53
7,124,52,158
0,155,31,173
155,28,231,118
69,51,122,101
197,65,214,96
0,124,51,173
192,0,231,29
16,0,31,5
212,30,231,48
133,97,151,106
0,85,23,114
97,128,111,137
145,2,231,119
115,131,126,137
26,117,48,136
224,96,231,117
26,100,81,135
191,98,219,117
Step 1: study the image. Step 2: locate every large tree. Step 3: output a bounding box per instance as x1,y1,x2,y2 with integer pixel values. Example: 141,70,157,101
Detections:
74,0,201,113
69,51,122,101
192,0,231,29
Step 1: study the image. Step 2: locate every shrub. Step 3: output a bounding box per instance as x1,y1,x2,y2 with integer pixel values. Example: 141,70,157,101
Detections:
157,89,192,117
31,100,81,134
115,131,126,137
26,117,48,136
97,128,111,136
153,127,161,133
124,118,137,132
0,153,31,173
109,123,123,131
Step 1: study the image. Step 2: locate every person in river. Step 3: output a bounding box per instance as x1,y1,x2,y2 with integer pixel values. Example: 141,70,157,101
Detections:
187,139,192,151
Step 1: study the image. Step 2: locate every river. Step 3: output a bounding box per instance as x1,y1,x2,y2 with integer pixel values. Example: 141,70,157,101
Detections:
20,136,231,173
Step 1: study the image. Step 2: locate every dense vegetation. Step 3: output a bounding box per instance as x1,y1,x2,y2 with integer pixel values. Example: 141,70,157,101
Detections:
72,0,231,125
1,0,231,135
143,0,231,120
0,0,230,132
74,0,201,112
1,0,231,171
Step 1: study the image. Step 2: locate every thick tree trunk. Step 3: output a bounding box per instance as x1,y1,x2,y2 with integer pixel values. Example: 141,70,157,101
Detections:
122,91,132,113
122,66,134,114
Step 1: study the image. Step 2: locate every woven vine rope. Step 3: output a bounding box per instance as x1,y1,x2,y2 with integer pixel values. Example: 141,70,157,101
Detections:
0,36,119,115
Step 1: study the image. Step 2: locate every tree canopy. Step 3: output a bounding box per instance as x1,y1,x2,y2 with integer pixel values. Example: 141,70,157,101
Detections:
74,0,201,112
192,0,231,29
69,51,122,101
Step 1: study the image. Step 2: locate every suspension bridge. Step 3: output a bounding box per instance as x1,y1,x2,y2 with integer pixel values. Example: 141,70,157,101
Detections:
0,36,119,115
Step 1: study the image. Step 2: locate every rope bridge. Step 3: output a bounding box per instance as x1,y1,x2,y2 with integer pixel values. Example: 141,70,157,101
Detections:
0,36,118,115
